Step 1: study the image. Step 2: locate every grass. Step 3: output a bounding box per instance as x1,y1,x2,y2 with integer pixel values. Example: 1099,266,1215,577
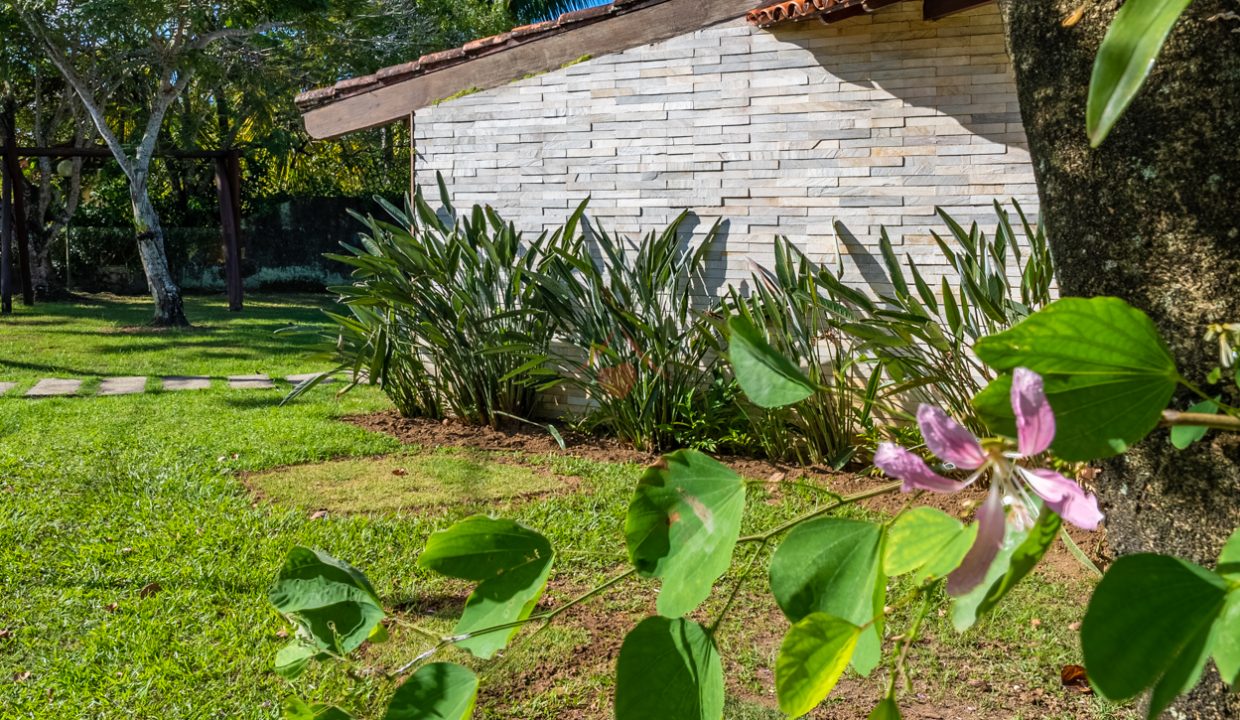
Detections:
0,293,1132,720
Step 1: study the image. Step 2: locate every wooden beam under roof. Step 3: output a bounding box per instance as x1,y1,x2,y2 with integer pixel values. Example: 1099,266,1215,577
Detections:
301,0,755,140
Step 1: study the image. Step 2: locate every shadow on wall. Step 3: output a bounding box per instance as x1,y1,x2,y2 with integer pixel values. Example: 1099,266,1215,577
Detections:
763,3,1026,149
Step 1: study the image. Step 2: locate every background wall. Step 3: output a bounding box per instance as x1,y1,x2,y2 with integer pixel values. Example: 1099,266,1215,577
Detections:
413,1,1038,295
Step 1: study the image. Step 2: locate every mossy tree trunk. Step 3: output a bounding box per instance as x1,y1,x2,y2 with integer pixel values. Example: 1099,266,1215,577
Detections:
995,1,1240,716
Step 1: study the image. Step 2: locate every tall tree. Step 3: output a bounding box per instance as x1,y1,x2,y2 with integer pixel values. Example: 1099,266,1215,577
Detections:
995,1,1240,716
15,0,326,325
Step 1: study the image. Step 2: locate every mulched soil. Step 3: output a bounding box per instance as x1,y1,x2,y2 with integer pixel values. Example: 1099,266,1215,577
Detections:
342,410,1113,720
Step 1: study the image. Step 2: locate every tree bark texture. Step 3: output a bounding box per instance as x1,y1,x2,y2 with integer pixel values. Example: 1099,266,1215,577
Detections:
995,1,1240,717
130,174,187,326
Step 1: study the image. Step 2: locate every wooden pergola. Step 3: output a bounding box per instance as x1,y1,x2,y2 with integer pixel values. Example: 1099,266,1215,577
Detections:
0,133,246,314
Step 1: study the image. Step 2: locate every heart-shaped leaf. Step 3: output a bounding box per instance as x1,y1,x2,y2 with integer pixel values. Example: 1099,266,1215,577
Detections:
884,507,973,579
615,617,724,720
727,315,816,408
1086,0,1193,146
625,450,746,618
383,662,478,720
269,547,385,657
418,516,554,658
974,297,1178,461
769,518,885,675
775,613,861,717
1081,554,1229,713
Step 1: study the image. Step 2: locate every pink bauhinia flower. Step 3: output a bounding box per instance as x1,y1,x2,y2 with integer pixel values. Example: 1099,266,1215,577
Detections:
874,368,1103,596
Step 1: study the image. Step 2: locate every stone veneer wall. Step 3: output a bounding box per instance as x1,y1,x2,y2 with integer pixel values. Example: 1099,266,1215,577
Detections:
412,0,1039,296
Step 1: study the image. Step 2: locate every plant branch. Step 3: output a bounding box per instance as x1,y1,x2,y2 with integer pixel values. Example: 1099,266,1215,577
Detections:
709,540,767,634
1160,409,1240,432
390,567,636,677
737,480,903,544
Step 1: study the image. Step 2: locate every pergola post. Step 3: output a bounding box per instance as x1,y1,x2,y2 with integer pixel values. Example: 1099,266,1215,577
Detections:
408,111,416,203
215,152,243,312
1,161,12,315
1,105,33,305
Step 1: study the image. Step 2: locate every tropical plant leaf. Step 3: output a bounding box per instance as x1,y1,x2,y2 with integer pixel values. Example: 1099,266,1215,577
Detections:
1081,554,1230,712
775,613,861,717
883,507,971,578
769,518,885,675
269,547,385,656
625,450,746,617
614,617,724,720
727,315,816,408
417,516,554,658
1086,0,1194,146
973,297,1178,461
383,662,478,720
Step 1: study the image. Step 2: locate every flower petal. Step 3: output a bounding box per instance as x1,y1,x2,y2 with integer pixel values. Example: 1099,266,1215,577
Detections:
874,443,963,493
1011,367,1055,457
947,483,1006,597
916,405,988,470
1018,467,1104,531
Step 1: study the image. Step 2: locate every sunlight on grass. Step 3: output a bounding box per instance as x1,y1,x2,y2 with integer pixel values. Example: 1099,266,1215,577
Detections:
249,449,567,515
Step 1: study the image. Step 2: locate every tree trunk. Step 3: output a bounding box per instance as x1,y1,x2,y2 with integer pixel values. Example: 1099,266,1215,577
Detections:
129,173,188,327
995,1,1240,716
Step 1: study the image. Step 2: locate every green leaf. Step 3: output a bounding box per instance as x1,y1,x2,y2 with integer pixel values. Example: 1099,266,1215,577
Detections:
625,450,746,618
269,547,385,656
1170,399,1219,449
867,697,902,720
614,617,724,720
384,662,478,720
417,516,554,658
727,315,816,408
883,507,969,577
1081,554,1229,706
1212,591,1240,689
769,518,885,675
775,613,861,718
1219,527,1240,580
973,297,1178,461
914,523,978,586
274,641,318,680
284,697,355,720
952,508,1060,631
1086,0,1193,146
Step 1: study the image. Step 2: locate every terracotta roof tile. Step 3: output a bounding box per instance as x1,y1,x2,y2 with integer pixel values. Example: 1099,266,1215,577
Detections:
296,0,681,112
746,0,904,27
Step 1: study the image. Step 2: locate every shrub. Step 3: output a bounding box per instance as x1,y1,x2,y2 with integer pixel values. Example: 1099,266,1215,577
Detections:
323,177,582,427
529,212,727,451
824,201,1055,432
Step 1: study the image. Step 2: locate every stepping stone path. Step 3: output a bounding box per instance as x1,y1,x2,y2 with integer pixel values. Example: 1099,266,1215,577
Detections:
228,374,275,390
99,376,147,396
26,378,82,397
162,376,211,391
0,373,338,399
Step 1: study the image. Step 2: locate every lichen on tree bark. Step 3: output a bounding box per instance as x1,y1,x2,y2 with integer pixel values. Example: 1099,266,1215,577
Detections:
995,0,1240,716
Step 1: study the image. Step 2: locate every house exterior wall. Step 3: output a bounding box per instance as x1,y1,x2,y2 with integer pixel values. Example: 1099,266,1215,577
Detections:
412,0,1038,295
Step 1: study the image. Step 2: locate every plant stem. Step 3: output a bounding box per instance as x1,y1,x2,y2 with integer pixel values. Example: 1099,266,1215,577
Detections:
391,567,636,677
887,585,935,696
1177,375,1240,414
1160,409,1240,432
737,480,903,544
708,540,767,635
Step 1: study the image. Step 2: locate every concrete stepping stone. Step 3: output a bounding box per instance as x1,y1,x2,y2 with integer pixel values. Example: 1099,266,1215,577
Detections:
99,376,147,396
286,372,334,385
162,376,211,391
26,378,82,397
0,382,15,396
228,374,275,390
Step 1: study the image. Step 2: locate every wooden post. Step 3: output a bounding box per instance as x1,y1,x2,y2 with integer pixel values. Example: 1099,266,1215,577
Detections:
215,155,243,312
1,160,12,315
2,105,33,305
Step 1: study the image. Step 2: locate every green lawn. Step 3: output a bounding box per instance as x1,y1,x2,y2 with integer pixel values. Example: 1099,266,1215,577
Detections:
0,294,1130,720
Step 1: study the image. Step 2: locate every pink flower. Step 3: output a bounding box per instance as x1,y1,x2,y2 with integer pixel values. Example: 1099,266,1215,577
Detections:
874,368,1103,596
